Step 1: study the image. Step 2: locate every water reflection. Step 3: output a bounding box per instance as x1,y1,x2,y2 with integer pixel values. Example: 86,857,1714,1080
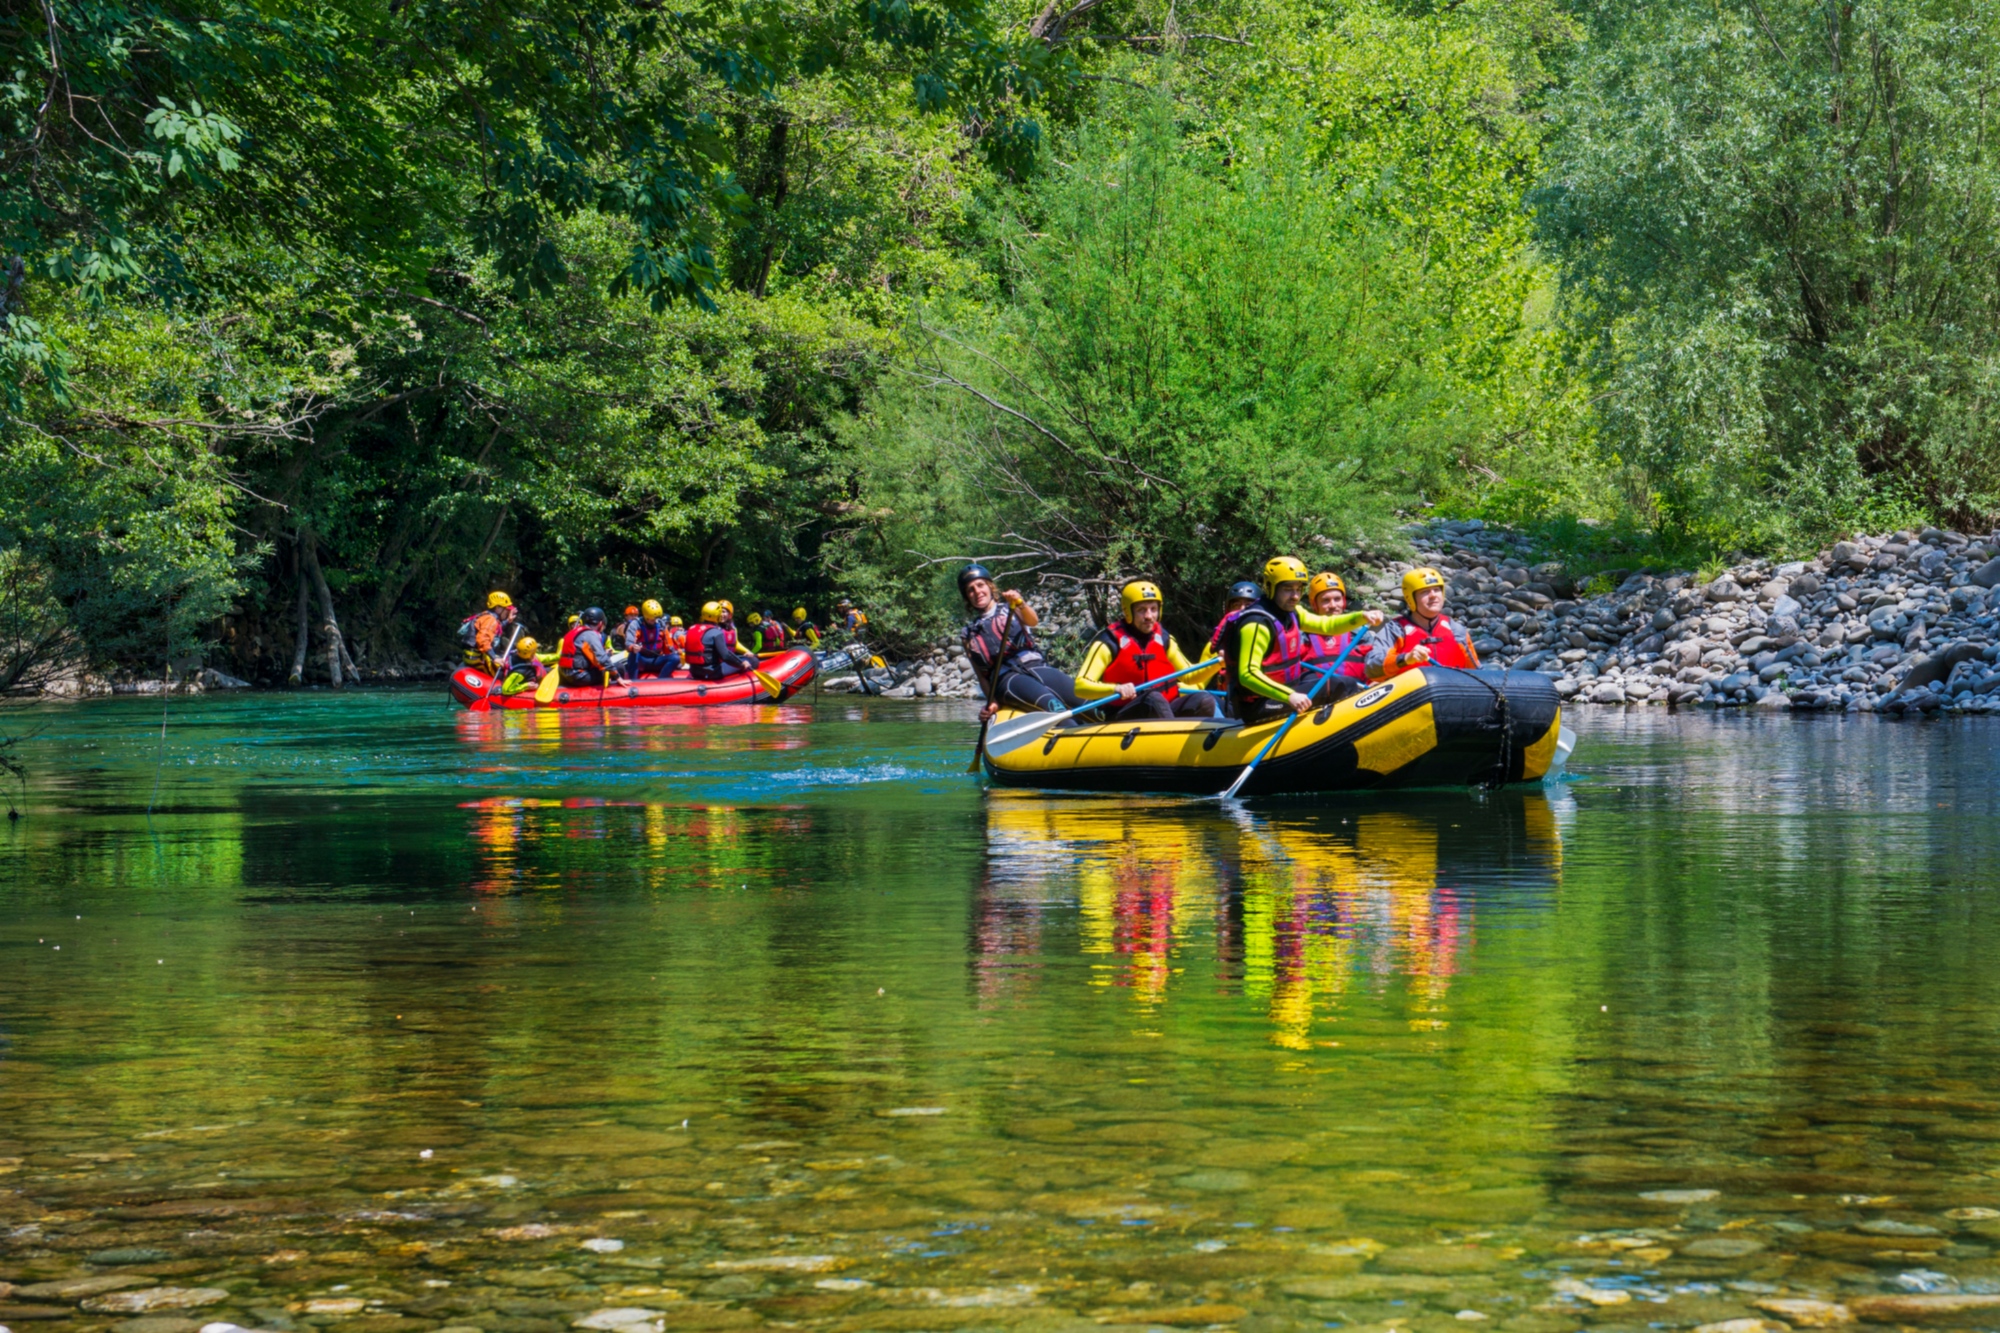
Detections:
977,793,1563,1047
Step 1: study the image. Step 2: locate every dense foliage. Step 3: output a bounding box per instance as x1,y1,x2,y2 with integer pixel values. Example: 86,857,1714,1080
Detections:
2,0,1997,683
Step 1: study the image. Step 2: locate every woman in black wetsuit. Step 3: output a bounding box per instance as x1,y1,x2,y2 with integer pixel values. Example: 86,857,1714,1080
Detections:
959,564,1082,719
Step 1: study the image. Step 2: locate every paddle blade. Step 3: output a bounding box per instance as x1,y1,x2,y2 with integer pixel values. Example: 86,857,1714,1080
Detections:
534,668,562,704
751,667,784,699
981,709,1064,759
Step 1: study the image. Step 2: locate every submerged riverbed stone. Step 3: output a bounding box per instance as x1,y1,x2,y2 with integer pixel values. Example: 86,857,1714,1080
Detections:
1850,1295,2000,1324
91,1251,175,1267
1751,1299,1852,1326
1680,1237,1768,1259
17,1274,154,1299
1373,1246,1504,1276
83,1289,231,1314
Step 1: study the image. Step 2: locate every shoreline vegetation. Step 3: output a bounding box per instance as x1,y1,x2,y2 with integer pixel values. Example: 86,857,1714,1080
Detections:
6,1,2000,693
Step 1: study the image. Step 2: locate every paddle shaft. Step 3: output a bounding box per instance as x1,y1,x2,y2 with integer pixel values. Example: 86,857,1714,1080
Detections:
1221,637,1361,800
479,623,523,704
967,607,1018,773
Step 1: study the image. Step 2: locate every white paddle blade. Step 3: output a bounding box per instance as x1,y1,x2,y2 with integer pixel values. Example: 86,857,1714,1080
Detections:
981,710,1068,759
1544,725,1577,783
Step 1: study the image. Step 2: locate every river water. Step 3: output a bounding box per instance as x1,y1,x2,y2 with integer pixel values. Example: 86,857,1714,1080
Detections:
2,693,1998,1333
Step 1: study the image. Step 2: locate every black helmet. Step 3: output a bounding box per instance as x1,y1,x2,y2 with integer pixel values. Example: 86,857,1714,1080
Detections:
957,563,994,601
1226,580,1259,604
581,606,607,626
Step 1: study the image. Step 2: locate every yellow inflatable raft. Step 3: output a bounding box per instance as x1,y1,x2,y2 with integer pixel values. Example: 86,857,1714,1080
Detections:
982,667,1568,795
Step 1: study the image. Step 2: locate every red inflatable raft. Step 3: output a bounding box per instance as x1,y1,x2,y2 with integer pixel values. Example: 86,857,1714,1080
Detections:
449,648,817,711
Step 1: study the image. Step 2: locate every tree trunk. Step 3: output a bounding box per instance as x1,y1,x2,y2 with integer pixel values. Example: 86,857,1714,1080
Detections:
288,541,310,686
301,535,346,688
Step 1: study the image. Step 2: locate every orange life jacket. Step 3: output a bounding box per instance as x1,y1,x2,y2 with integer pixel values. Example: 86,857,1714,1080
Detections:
1096,622,1180,701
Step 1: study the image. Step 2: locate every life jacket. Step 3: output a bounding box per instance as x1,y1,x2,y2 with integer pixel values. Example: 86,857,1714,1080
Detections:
1386,613,1476,671
759,622,788,651
1223,598,1311,712
963,606,1040,678
684,622,714,669
459,609,500,651
635,617,671,655
560,625,606,675
1307,630,1370,678
1095,622,1180,702
619,617,642,650
669,624,687,651
795,620,820,644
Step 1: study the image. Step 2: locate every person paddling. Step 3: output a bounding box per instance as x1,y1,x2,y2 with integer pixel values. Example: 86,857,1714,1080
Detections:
685,601,762,682
1224,557,1384,724
960,564,1081,720
1305,571,1372,698
1074,581,1219,721
791,607,821,649
1365,568,1479,681
459,591,520,675
625,599,682,680
558,607,615,687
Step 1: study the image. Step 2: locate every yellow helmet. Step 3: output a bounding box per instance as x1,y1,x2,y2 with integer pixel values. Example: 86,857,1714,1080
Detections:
1119,580,1163,620
669,615,683,627
567,613,581,627
1402,567,1447,611
1259,555,1310,597
718,599,734,616
791,607,807,623
515,636,540,655
641,598,663,619
700,601,722,624
486,590,512,609
747,611,763,627
1307,571,1346,600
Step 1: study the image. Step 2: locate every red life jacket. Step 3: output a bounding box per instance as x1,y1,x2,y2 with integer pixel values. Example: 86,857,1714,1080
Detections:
1096,622,1180,701
684,622,714,668
1223,599,1311,712
1387,613,1475,671
1307,631,1370,678
760,621,788,651
561,625,607,675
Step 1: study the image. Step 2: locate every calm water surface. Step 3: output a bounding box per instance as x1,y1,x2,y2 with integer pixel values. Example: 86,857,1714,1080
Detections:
2,693,1998,1333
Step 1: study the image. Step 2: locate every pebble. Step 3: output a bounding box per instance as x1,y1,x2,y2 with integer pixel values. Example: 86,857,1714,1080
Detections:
1752,1298,1854,1326
1373,1245,1504,1275
1693,1321,1789,1333
1681,1236,1768,1259
17,1276,152,1299
82,1289,231,1315
91,1250,174,1266
1849,1294,2000,1323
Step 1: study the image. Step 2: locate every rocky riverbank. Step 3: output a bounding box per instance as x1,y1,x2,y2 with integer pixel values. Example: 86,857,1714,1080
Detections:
1413,521,2000,713
846,523,2000,714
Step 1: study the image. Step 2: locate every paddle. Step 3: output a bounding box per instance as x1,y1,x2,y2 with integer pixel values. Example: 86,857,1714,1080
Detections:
983,657,1216,756
1221,636,1361,801
479,623,522,704
533,658,562,704
750,665,784,699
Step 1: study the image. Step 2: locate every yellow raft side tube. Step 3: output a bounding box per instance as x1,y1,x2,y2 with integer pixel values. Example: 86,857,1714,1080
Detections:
982,666,1565,796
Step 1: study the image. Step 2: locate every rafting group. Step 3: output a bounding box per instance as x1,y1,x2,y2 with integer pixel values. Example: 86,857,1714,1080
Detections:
459,595,869,689
960,555,1476,725
445,554,1569,794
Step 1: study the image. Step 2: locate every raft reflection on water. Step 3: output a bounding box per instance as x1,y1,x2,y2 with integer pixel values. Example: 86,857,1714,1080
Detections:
975,791,1565,1045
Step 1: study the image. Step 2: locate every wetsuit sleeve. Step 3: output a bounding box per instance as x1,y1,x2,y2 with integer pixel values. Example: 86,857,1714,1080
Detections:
1073,637,1119,700
1166,636,1220,688
1234,621,1294,703
1297,609,1372,637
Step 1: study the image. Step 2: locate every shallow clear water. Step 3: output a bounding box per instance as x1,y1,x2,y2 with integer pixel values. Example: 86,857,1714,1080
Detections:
2,693,1999,1333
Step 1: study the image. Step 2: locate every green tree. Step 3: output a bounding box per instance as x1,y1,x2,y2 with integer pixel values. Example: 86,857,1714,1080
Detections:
1535,0,2000,547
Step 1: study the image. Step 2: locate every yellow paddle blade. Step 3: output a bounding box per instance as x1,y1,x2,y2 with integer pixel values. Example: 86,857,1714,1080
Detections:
751,667,784,699
533,668,561,704
870,655,886,669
